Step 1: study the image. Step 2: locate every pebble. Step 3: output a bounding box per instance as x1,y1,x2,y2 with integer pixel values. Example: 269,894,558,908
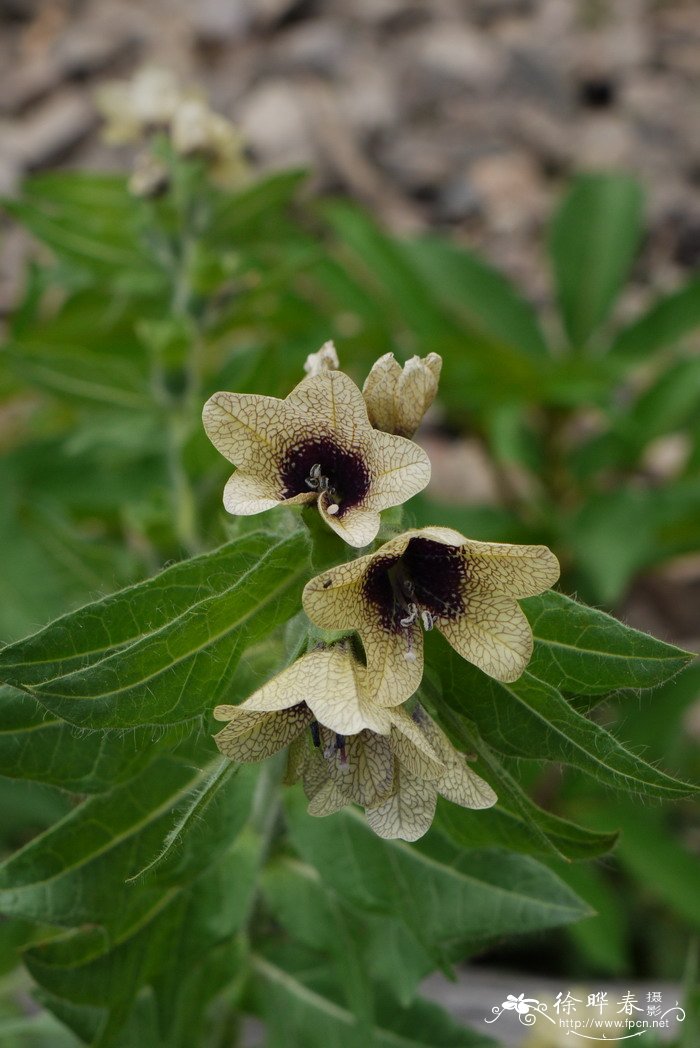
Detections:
237,79,316,168
9,90,97,170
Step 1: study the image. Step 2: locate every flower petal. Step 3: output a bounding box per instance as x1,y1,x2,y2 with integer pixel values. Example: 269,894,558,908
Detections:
395,353,442,436
323,728,394,807
318,495,381,548
362,353,403,432
365,763,437,841
364,431,431,511
286,369,372,445
214,706,313,761
303,550,424,707
388,706,444,780
440,591,533,682
463,540,561,597
308,778,349,817
268,649,393,735
222,471,285,515
302,557,372,632
365,624,424,707
202,391,290,471
414,709,497,809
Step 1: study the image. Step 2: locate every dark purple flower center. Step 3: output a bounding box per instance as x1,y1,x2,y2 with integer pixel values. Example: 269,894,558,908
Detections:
362,537,467,632
279,436,370,516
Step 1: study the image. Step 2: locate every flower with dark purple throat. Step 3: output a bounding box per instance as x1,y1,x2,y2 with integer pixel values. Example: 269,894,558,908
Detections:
213,643,391,764
288,702,496,842
202,364,431,547
303,526,560,706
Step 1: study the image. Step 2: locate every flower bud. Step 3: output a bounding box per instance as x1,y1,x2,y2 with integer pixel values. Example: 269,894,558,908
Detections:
362,352,442,437
96,67,183,144
304,340,340,377
171,100,248,188
128,151,169,198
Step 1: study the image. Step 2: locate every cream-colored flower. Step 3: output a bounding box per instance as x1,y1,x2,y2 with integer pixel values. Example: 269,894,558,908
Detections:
303,526,560,705
288,703,496,841
127,151,169,198
362,352,442,437
304,340,339,377
202,366,431,548
96,67,184,144
213,645,390,753
171,99,248,188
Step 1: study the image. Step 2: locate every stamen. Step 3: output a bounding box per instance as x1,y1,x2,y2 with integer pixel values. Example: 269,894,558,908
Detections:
305,463,323,490
305,462,342,511
421,609,434,631
400,603,418,627
404,631,417,662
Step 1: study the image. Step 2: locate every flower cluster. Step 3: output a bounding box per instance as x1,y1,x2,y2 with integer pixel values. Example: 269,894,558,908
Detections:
96,67,248,194
204,344,560,840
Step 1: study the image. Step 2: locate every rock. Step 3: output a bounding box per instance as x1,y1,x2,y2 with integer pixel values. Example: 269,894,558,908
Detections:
54,19,140,78
468,150,547,234
237,79,316,168
576,112,636,169
0,57,63,115
412,23,507,90
435,174,482,223
10,90,97,170
511,104,574,174
190,0,252,43
339,58,398,135
0,154,20,196
271,20,347,76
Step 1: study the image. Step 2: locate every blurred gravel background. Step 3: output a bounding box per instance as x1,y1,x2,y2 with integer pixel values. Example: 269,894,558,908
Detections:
1,0,700,314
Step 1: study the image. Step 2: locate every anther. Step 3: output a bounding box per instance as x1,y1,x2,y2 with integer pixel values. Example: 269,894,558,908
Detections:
400,603,418,627
421,609,434,631
305,463,323,490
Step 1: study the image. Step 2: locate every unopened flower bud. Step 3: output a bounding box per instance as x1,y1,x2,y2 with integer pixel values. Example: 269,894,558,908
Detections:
128,151,169,198
96,67,183,144
303,340,340,377
362,352,442,437
171,100,248,188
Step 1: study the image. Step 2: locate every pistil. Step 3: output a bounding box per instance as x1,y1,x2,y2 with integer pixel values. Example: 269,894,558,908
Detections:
305,462,340,514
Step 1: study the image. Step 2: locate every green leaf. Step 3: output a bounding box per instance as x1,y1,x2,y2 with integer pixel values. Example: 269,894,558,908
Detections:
208,169,307,242
524,590,692,694
431,633,697,799
556,861,631,975
0,530,310,728
611,278,700,362
0,756,256,932
611,803,700,930
26,836,257,1047
319,202,544,408
4,341,150,410
250,950,496,1048
4,173,156,280
261,857,435,1007
285,792,591,951
618,357,700,452
0,687,181,793
550,174,644,348
407,236,550,359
